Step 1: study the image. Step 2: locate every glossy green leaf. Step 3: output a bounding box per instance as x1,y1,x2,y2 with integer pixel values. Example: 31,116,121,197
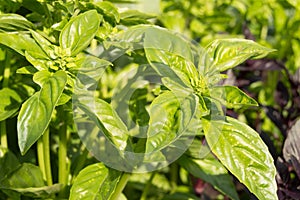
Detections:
143,26,199,88
0,33,47,57
75,96,130,151
94,1,120,23
30,30,56,59
74,56,111,89
146,91,197,153
9,184,62,198
0,88,22,121
17,71,67,155
69,163,121,200
178,155,239,200
205,39,275,73
24,50,49,71
0,13,34,32
59,10,101,56
209,86,258,108
203,116,278,200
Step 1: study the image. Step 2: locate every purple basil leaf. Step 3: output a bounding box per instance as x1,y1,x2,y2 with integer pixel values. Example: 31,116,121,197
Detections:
283,120,300,179
275,81,289,108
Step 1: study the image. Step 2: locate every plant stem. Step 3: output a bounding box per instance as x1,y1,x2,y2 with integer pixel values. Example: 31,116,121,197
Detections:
37,135,46,181
110,172,131,200
170,163,178,192
72,147,89,179
0,122,7,148
0,50,11,148
58,120,68,197
43,128,53,186
140,172,156,200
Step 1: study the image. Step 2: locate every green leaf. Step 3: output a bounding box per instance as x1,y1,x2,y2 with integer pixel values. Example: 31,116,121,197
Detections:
178,155,239,200
0,33,47,57
94,1,120,23
0,147,20,182
0,88,22,121
24,51,49,71
209,86,258,108
74,56,111,89
0,163,61,198
30,30,56,59
17,71,67,154
75,96,130,152
205,39,275,73
0,13,34,32
0,163,44,188
146,91,197,153
59,10,101,56
203,116,278,200
69,163,121,200
143,26,199,88
120,10,155,25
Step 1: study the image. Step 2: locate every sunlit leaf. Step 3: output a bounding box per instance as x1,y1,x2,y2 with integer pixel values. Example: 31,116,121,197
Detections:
70,163,121,200
0,13,34,32
205,39,275,73
60,10,101,56
146,91,197,153
17,71,67,154
0,33,47,57
209,86,258,108
203,116,278,200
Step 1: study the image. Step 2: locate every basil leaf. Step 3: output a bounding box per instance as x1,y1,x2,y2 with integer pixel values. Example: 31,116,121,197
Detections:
209,85,258,108
0,33,47,57
0,147,20,182
203,116,278,200
59,10,101,56
178,155,239,200
146,91,197,153
0,88,22,121
70,163,121,200
205,39,275,73
17,71,67,155
0,13,34,32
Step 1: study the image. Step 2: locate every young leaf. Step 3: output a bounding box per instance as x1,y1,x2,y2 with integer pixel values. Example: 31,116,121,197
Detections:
178,155,239,200
17,71,67,155
69,163,121,200
0,88,22,121
59,10,101,56
209,85,258,108
146,91,197,153
203,116,278,200
205,39,275,73
30,30,56,59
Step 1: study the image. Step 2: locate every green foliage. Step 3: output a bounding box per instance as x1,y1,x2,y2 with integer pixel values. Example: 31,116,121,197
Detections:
0,0,286,199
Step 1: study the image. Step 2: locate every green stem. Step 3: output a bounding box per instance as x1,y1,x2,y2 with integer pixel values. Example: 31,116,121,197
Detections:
0,122,7,148
58,121,68,197
0,50,11,148
43,128,53,186
37,136,46,181
72,148,89,179
110,173,131,200
140,172,156,200
170,163,178,192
